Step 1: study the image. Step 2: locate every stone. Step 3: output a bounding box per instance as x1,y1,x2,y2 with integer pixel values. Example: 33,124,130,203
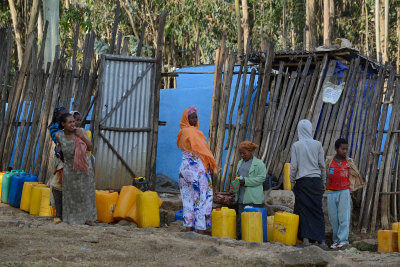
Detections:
280,245,336,266
265,190,295,210
160,209,176,225
155,174,179,193
159,194,183,212
82,235,99,243
200,245,220,256
352,239,378,252
117,219,132,226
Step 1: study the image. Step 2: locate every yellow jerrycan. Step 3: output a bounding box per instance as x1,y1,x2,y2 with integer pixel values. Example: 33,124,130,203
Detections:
136,191,160,228
127,193,162,223
113,185,142,220
283,163,291,190
29,184,46,215
378,230,398,252
0,171,4,200
272,212,299,246
20,182,39,212
39,187,53,216
86,130,92,156
267,215,275,241
241,212,263,242
96,190,119,223
211,207,236,239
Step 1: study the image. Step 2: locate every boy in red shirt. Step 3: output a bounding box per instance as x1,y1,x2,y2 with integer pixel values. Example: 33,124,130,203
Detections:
325,138,363,249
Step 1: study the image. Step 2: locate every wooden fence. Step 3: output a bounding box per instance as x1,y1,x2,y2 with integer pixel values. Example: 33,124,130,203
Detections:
209,39,400,232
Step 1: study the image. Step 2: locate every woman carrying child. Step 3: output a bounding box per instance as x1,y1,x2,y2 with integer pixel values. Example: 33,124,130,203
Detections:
56,113,97,225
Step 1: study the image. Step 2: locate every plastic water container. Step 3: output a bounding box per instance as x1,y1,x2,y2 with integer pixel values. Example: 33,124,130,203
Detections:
174,210,183,222
113,186,142,220
20,182,39,212
1,170,20,203
96,190,119,223
8,173,38,207
29,184,46,215
378,230,398,252
267,215,274,241
273,212,299,246
0,171,5,200
283,163,291,190
392,222,399,232
127,192,162,223
136,191,160,228
241,212,263,242
211,207,236,239
86,130,92,156
244,207,267,242
39,187,53,216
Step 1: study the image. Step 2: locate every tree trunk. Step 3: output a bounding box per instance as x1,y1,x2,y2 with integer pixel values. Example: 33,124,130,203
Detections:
38,4,43,43
8,0,23,67
365,0,369,56
27,0,40,36
43,0,60,66
397,8,400,72
375,0,381,60
323,0,330,46
121,1,140,40
383,0,389,62
282,0,287,49
306,0,317,50
329,0,334,42
242,0,250,54
234,0,243,56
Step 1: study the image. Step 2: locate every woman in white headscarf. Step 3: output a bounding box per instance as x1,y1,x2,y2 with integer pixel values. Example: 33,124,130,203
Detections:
290,119,327,248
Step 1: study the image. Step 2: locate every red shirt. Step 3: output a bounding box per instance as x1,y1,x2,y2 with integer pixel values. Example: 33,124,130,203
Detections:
328,159,350,190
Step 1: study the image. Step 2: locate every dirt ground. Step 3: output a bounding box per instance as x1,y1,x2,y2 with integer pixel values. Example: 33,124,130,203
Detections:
1,203,400,266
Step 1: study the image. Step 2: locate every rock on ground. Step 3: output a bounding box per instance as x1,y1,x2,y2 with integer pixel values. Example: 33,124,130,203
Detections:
280,245,335,266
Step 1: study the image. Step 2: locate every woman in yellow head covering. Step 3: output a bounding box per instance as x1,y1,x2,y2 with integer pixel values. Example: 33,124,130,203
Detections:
177,106,218,234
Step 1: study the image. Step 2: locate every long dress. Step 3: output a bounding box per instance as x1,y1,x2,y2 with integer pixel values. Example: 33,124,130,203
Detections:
58,131,97,225
179,151,213,230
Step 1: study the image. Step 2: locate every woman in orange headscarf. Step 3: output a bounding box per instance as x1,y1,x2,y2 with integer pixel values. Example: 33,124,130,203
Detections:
177,106,218,234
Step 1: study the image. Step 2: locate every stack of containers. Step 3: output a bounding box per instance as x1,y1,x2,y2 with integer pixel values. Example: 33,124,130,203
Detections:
244,207,267,242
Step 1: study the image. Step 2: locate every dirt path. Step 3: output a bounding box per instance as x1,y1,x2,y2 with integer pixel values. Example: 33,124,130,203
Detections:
0,203,399,266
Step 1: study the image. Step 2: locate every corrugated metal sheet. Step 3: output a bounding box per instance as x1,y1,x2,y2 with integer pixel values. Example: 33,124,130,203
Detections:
95,55,155,189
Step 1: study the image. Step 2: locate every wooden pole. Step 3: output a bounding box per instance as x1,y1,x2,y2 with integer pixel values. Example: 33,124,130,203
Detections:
149,10,167,190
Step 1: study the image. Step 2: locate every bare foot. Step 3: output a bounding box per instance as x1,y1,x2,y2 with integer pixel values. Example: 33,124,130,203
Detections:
54,218,62,224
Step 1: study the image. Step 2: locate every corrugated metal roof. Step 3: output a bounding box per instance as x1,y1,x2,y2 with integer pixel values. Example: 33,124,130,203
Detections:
95,55,155,190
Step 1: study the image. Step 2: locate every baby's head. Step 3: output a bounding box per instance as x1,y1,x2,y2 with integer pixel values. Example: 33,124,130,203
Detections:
71,111,82,127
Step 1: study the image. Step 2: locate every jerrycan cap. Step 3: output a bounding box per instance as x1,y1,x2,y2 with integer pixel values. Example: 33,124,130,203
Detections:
38,182,43,184
109,190,115,193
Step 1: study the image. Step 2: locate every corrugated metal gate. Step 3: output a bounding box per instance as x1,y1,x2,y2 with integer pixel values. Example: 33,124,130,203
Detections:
94,55,156,189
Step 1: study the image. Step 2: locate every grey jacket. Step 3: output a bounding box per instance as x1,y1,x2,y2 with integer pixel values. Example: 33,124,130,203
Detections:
289,120,326,185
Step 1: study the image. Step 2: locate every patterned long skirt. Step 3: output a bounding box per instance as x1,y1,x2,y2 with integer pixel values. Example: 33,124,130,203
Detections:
179,151,213,230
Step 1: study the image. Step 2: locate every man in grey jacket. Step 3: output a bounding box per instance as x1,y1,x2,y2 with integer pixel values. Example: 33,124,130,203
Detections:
290,119,327,248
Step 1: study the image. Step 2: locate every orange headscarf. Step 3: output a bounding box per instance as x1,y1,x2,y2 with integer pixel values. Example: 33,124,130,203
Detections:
177,108,219,173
